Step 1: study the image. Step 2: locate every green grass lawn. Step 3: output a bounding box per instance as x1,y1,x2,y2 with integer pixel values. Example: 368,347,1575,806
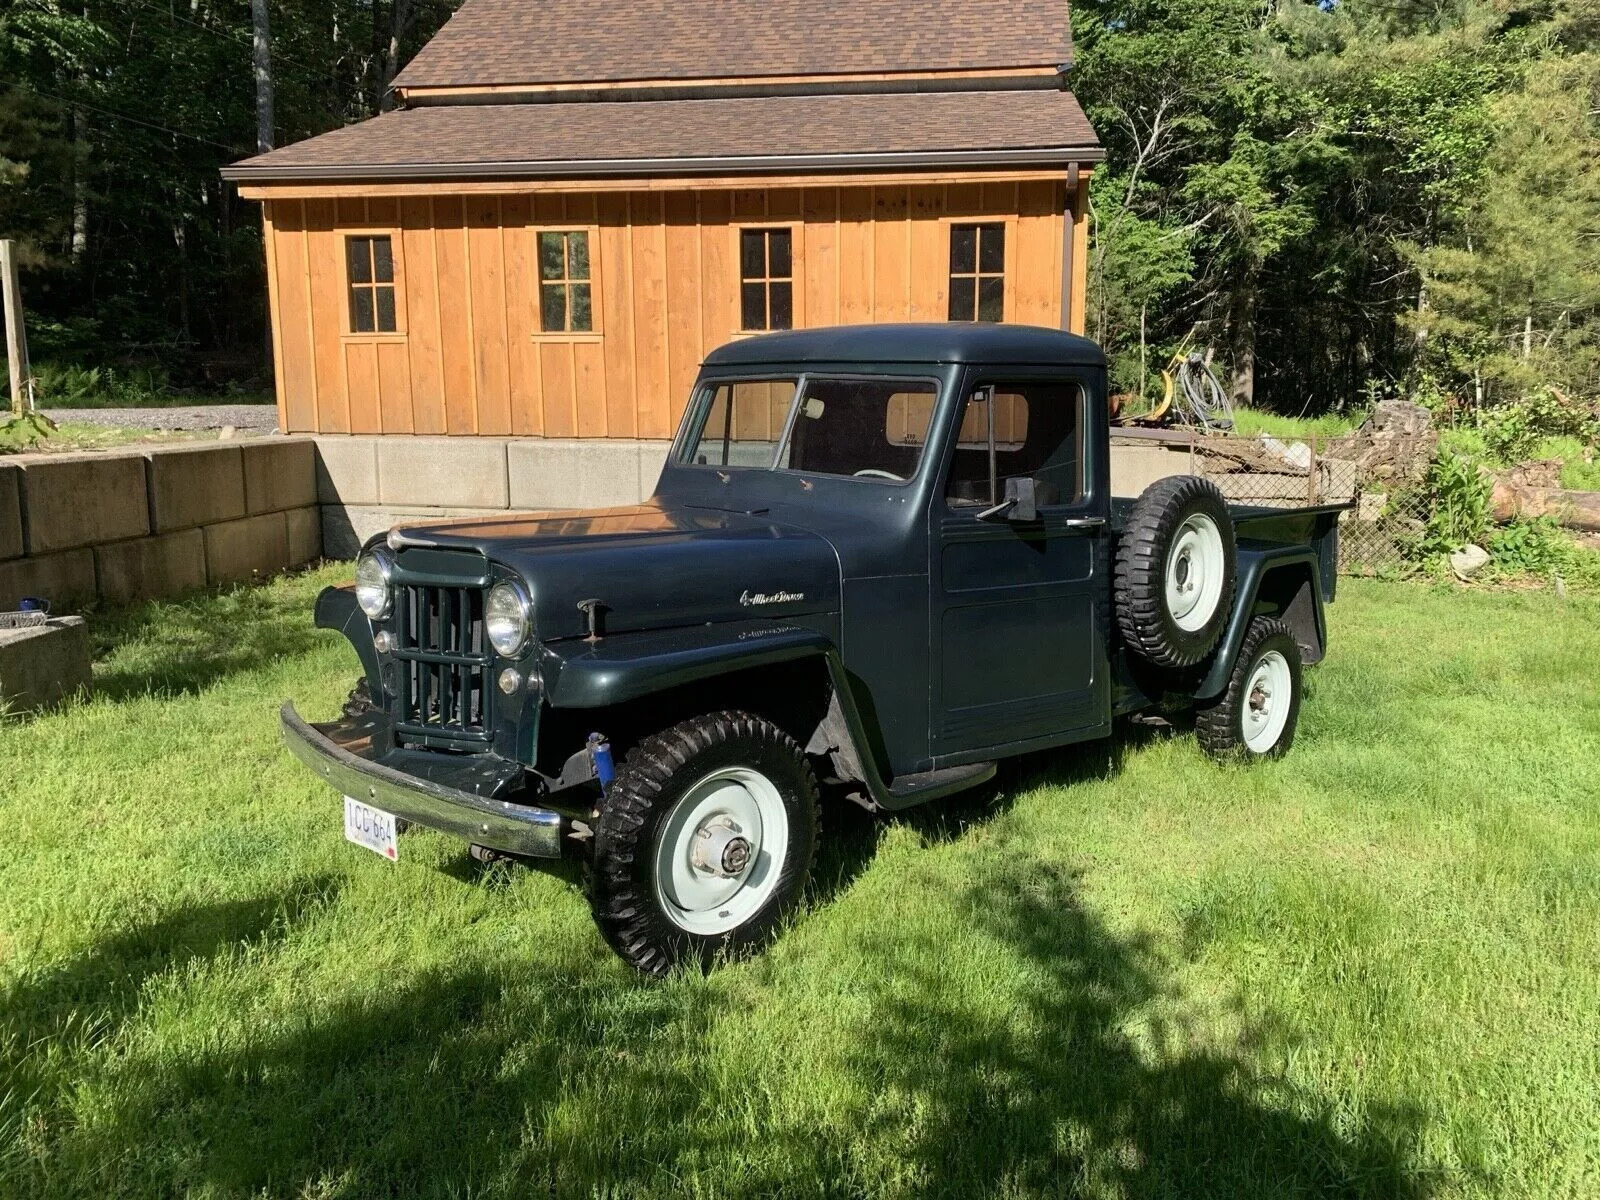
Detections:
2,570,1597,1198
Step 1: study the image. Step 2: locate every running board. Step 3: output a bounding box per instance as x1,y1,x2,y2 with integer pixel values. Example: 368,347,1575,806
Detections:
880,761,997,810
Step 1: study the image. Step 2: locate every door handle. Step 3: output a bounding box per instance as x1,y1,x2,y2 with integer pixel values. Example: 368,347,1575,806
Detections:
1061,517,1106,530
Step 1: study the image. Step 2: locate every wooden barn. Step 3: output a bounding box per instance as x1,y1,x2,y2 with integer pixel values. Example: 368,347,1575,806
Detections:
223,0,1103,442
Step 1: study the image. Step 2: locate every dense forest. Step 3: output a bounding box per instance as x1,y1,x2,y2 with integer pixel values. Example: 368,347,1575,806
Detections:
2,0,1599,422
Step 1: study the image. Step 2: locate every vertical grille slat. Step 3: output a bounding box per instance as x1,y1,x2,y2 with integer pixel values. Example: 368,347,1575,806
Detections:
392,576,493,747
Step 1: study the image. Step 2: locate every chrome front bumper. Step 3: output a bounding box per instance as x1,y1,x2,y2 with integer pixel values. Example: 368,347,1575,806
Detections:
279,703,565,859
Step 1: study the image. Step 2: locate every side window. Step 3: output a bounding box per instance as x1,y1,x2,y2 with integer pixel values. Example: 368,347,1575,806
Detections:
346,235,397,333
538,231,593,332
944,382,1083,508
740,229,794,331
683,379,798,468
949,223,1005,323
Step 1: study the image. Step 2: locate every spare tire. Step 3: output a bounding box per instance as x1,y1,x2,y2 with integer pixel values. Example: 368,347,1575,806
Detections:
1114,475,1236,668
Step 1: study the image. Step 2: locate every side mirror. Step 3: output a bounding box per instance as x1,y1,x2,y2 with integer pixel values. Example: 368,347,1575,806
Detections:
976,476,1039,523
1004,476,1038,521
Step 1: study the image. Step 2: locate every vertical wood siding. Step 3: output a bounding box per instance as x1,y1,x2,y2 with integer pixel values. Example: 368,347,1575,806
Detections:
265,179,1080,437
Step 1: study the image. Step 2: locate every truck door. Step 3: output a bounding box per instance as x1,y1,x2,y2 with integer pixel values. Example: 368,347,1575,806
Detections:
929,376,1110,760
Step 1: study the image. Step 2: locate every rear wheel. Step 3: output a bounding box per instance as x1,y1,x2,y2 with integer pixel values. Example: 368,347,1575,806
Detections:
588,711,819,976
1195,617,1303,760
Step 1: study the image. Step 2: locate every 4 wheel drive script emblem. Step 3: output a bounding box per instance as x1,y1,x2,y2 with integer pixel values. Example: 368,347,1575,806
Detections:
740,589,805,607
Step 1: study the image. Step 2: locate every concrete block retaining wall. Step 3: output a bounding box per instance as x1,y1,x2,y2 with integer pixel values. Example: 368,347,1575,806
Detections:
0,440,321,611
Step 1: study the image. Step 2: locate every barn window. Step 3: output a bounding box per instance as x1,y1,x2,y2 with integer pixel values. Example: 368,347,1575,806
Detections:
539,231,593,333
346,236,397,333
740,229,793,332
949,223,1006,323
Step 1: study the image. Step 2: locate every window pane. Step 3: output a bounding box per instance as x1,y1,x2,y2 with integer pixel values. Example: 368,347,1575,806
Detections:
539,233,566,282
769,281,793,330
741,281,767,330
371,236,394,283
945,383,1082,507
347,236,373,284
768,230,792,279
741,230,766,280
978,224,1006,274
680,379,798,468
541,283,567,332
950,226,977,275
978,277,1005,323
375,285,397,332
350,287,375,333
567,232,590,281
785,378,937,481
570,283,592,331
949,277,976,322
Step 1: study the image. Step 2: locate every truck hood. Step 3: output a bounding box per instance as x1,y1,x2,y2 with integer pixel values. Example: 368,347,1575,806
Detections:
394,503,841,643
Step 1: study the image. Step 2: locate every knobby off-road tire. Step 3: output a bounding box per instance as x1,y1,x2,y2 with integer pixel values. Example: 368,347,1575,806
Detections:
588,711,820,977
1195,617,1303,761
1114,475,1237,669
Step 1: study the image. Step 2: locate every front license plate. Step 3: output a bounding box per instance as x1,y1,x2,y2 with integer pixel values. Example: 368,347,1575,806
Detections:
344,796,399,861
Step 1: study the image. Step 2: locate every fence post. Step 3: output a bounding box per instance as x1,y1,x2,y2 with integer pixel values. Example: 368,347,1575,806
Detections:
1308,436,1319,505
1,239,33,417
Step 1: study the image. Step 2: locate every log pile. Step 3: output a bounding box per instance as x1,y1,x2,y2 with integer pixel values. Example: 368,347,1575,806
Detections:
1491,459,1600,532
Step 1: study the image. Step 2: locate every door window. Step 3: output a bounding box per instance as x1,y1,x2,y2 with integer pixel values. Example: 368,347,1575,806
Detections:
944,382,1084,508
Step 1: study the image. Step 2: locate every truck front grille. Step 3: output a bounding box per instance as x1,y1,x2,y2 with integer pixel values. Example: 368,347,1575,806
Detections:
393,584,493,746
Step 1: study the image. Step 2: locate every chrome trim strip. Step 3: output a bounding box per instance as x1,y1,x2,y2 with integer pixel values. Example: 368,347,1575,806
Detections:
280,703,563,858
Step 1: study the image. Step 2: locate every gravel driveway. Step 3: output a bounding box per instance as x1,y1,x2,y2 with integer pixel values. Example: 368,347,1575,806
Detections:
40,405,280,433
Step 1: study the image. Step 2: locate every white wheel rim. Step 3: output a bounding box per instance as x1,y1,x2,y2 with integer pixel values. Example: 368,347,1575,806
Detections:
653,766,790,936
1166,514,1226,633
1242,650,1292,753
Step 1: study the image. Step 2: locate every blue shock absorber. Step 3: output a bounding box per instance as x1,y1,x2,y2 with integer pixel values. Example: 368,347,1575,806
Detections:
588,733,616,794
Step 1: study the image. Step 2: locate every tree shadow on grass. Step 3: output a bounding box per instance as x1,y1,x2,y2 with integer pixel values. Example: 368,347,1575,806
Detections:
90,578,335,702
2,726,1438,1198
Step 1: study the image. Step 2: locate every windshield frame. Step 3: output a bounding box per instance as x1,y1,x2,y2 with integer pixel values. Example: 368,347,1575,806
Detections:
673,370,946,487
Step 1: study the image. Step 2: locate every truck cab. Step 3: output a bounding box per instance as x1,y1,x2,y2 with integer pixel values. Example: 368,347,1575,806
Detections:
283,324,1344,974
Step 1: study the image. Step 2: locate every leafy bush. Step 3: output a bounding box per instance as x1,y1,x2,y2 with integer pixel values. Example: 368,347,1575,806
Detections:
1420,451,1492,555
30,363,174,409
1477,389,1600,464
1487,517,1600,590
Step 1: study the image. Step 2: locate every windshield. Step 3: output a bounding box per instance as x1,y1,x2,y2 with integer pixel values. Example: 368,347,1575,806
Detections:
678,376,940,483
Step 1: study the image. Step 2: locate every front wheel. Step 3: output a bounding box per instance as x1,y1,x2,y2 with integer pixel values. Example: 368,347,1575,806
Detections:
1195,617,1303,760
588,711,819,976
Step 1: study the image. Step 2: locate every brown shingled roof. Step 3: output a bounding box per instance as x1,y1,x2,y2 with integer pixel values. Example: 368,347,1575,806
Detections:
224,89,1102,183
392,0,1074,91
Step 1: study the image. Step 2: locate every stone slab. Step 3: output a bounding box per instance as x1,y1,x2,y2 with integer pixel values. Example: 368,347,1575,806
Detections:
314,436,382,505
93,530,208,606
508,439,648,511
0,463,22,562
145,444,246,533
1110,445,1196,497
286,505,322,565
203,512,289,585
638,441,673,502
20,453,150,553
322,505,512,560
0,550,97,612
243,438,318,515
378,437,510,509
0,616,92,716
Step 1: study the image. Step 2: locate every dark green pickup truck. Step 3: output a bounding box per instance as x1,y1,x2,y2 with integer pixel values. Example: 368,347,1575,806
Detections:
283,324,1345,974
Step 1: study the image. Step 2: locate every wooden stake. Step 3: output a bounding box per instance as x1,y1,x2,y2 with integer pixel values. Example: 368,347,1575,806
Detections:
1,240,32,416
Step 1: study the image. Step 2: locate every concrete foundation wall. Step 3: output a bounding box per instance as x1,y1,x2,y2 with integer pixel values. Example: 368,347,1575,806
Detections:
0,439,322,612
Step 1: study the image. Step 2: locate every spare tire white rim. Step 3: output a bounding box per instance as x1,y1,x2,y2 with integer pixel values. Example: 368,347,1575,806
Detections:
1166,513,1226,632
654,766,790,936
1243,650,1292,752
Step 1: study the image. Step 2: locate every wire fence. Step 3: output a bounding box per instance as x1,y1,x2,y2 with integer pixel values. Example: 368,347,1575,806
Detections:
1112,427,1439,577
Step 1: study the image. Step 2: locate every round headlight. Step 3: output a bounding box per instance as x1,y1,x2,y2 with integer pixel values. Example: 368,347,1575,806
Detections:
355,550,393,620
485,580,532,657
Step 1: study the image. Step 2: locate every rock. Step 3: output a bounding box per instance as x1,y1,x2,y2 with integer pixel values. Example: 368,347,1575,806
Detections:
1450,544,1491,578
1360,399,1434,437
0,615,92,716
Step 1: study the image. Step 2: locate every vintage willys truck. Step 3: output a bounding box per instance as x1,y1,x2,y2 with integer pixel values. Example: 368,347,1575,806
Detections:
282,324,1344,974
